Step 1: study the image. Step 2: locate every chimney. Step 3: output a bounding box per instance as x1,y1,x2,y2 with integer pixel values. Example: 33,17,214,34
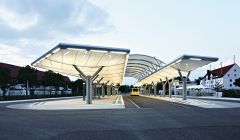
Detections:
220,62,222,75
234,55,236,64
207,70,211,80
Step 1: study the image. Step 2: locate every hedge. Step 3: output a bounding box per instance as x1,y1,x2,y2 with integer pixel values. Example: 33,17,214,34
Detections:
222,89,240,98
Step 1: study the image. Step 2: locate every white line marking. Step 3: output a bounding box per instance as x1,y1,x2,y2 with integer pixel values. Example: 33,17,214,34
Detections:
119,95,125,108
120,96,125,108
127,97,141,109
162,100,191,109
0,96,82,104
140,95,191,109
116,96,120,103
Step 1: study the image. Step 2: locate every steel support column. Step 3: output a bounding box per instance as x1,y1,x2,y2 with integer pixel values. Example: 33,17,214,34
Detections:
96,77,103,99
178,70,191,100
148,84,151,96
73,65,104,104
92,83,97,99
166,77,172,98
107,85,110,96
160,79,166,96
110,83,114,95
101,84,105,97
152,81,157,96
85,76,92,104
144,86,147,95
168,80,172,98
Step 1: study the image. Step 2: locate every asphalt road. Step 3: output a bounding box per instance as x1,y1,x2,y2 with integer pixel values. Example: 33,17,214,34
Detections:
1,95,240,140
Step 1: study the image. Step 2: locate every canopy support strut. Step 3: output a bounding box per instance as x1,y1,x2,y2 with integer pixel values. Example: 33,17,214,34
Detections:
96,77,104,99
178,70,191,100
73,65,104,104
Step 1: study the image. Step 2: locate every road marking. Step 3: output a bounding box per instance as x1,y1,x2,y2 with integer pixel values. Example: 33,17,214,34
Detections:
162,100,191,109
140,95,192,109
0,96,82,104
115,96,120,104
127,97,141,109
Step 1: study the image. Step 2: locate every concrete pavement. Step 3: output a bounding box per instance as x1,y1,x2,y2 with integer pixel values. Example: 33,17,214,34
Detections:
0,95,240,140
6,95,125,110
141,95,240,108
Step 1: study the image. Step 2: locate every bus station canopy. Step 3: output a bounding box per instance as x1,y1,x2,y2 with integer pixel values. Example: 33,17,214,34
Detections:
134,55,218,86
31,43,130,85
32,44,219,103
125,54,165,81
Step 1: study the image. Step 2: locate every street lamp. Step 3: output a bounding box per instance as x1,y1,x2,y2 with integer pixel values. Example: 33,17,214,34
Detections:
83,82,86,101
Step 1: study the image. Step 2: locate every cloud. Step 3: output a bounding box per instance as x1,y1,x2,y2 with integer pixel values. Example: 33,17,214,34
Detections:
0,0,113,65
0,43,33,65
0,5,38,30
0,0,113,40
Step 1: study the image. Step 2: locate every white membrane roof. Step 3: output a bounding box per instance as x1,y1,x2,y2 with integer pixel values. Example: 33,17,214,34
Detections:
134,55,218,86
125,54,165,80
31,43,130,85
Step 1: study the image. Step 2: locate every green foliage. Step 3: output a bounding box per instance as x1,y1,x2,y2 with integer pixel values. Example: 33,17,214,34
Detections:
222,89,240,98
214,81,223,92
0,67,10,86
0,67,10,97
18,65,37,87
42,70,68,95
43,70,55,86
194,77,202,85
174,76,190,82
0,66,70,100
234,78,240,87
118,85,131,93
44,71,59,85
70,79,84,95
43,70,66,88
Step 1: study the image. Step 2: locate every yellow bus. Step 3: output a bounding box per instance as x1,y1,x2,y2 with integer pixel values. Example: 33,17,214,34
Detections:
131,88,140,96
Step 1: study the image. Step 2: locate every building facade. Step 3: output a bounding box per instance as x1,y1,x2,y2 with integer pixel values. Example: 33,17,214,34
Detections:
201,63,240,90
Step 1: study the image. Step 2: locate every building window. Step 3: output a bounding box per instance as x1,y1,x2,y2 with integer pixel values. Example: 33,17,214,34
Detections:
234,74,237,77
234,69,237,72
228,74,230,77
230,79,232,82
230,84,232,87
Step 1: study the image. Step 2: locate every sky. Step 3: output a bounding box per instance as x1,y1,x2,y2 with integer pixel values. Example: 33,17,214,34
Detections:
0,0,239,84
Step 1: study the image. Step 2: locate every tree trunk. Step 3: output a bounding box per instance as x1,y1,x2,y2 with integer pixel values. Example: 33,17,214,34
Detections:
50,87,52,96
55,86,58,96
1,87,6,100
26,80,29,98
44,86,46,96
77,87,78,95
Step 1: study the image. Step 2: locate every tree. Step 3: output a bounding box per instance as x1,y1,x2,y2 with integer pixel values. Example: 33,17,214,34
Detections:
214,81,223,92
234,78,240,87
18,65,37,97
43,70,56,96
43,70,66,96
54,73,65,95
71,79,84,95
174,76,190,82
0,67,10,99
118,85,130,93
194,77,203,85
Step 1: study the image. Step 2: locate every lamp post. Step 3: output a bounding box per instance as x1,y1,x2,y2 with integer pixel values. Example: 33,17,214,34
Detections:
83,82,86,101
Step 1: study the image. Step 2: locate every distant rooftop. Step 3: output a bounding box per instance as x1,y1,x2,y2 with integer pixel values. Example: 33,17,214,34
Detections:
0,62,70,82
205,63,236,79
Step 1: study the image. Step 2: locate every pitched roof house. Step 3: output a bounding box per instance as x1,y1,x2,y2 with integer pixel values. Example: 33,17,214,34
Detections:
201,63,240,89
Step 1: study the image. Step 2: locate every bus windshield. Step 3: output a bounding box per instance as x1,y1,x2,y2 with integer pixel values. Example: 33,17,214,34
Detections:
133,89,138,92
